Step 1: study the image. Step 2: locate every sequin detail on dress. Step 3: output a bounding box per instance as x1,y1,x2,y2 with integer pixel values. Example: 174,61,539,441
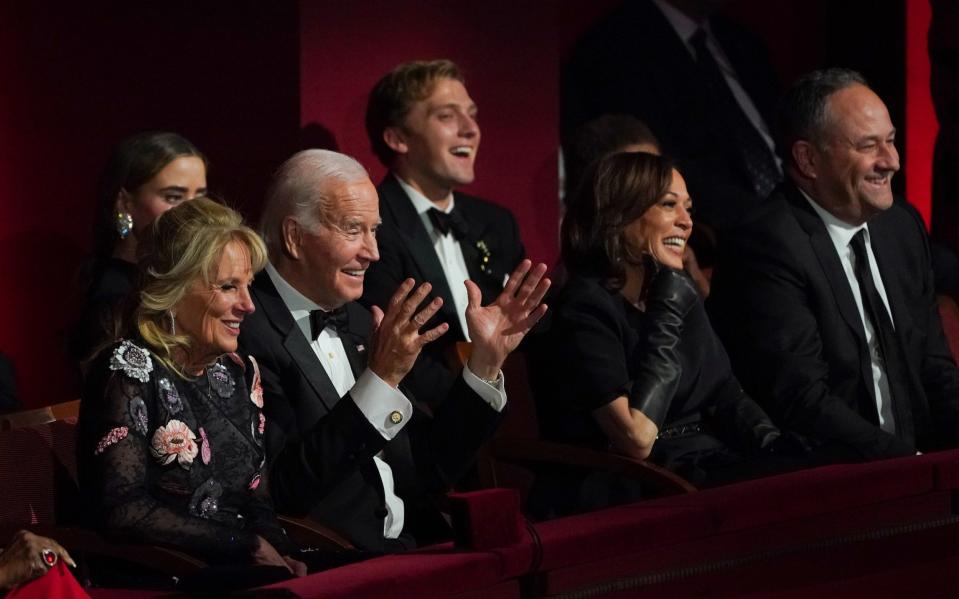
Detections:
128,396,148,435
158,378,183,414
150,419,199,468
189,479,223,519
95,426,128,455
251,411,265,445
109,340,153,383
199,427,212,465
208,363,235,398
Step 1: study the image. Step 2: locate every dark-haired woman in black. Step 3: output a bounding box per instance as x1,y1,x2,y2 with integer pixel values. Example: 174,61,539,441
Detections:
530,152,806,516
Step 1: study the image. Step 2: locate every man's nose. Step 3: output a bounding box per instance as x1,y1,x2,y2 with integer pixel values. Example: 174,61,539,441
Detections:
879,141,900,172
363,232,380,262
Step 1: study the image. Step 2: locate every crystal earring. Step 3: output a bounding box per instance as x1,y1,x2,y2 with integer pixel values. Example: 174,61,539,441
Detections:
116,211,134,239
167,311,177,335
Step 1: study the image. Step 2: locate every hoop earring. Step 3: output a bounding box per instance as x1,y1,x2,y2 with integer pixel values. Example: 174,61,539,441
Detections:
116,211,133,239
167,311,177,336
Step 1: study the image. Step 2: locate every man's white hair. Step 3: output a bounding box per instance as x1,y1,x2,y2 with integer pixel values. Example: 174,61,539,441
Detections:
260,149,369,257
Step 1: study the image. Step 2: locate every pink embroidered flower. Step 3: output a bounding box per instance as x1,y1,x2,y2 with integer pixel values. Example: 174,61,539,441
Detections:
258,412,266,435
150,420,198,468
94,426,128,455
199,427,212,465
249,355,264,408
248,474,261,491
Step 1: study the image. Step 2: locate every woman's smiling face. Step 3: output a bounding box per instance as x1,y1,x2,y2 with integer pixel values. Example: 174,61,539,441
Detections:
624,168,693,270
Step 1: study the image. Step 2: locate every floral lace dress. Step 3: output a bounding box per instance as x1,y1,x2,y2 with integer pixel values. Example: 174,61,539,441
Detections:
78,340,294,563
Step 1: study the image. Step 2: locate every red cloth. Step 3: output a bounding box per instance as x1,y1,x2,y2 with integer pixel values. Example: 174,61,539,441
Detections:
6,562,89,599
449,489,525,550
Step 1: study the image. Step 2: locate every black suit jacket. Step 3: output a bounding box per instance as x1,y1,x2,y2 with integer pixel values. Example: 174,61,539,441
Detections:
562,0,780,230
360,174,525,403
238,274,503,551
709,180,959,459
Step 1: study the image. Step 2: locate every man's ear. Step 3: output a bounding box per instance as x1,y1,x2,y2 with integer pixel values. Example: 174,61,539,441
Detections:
281,217,302,260
792,141,818,180
383,126,408,155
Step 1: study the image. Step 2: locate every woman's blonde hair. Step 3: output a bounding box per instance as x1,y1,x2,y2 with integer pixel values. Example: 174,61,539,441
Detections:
135,197,266,377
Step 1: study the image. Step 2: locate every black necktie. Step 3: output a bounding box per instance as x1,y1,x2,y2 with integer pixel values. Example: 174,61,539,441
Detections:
849,230,913,441
310,307,349,339
690,28,781,198
428,207,469,240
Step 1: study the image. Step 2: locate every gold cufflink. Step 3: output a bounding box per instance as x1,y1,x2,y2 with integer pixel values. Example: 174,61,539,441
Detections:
389,411,403,425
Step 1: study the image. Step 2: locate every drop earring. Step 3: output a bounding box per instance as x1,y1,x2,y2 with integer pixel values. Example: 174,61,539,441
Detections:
167,311,177,335
116,211,134,239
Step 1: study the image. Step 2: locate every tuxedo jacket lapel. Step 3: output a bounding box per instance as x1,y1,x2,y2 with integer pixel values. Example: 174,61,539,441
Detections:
456,196,501,296
785,186,867,349
455,194,513,304
379,176,460,328
251,275,342,411
785,187,878,412
341,303,370,378
867,214,914,340
868,211,927,416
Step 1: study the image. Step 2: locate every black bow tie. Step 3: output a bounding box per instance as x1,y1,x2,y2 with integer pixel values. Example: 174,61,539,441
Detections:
310,307,349,339
428,207,469,240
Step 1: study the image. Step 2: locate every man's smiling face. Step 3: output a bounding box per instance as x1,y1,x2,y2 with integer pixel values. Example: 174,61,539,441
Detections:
392,77,481,202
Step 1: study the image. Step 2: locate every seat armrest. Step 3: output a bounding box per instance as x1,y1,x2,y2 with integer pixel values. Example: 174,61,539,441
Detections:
490,437,696,496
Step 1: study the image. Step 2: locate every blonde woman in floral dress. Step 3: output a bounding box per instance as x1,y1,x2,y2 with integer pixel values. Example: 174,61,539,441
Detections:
78,198,306,587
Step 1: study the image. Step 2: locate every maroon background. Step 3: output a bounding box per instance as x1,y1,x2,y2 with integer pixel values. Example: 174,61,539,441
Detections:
0,1,913,408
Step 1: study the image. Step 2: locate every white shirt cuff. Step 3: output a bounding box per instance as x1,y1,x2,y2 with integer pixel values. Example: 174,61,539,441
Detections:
351,368,413,440
462,363,507,412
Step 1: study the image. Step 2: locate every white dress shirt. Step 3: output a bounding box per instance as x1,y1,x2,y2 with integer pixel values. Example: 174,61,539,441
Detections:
395,175,474,340
651,0,779,163
803,194,897,433
264,262,507,538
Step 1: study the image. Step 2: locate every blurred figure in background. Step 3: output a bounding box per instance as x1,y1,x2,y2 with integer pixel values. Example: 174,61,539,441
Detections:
563,0,781,253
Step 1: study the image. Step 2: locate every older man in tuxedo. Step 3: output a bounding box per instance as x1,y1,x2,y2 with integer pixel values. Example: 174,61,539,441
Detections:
238,149,548,551
710,69,959,460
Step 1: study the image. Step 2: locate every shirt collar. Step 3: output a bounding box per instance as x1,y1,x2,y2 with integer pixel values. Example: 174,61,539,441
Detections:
800,187,869,250
394,173,456,215
265,261,321,314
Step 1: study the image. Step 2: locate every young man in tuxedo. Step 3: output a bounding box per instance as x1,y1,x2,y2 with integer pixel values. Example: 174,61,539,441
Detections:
361,60,526,405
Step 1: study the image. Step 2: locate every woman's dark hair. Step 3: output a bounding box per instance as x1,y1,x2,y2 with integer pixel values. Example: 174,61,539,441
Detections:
90,131,207,265
561,151,675,290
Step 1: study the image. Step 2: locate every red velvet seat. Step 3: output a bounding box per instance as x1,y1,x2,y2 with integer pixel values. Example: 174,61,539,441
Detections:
642,520,959,598
642,455,935,532
535,503,715,572
0,425,57,526
913,447,959,490
534,457,947,597
259,551,505,599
